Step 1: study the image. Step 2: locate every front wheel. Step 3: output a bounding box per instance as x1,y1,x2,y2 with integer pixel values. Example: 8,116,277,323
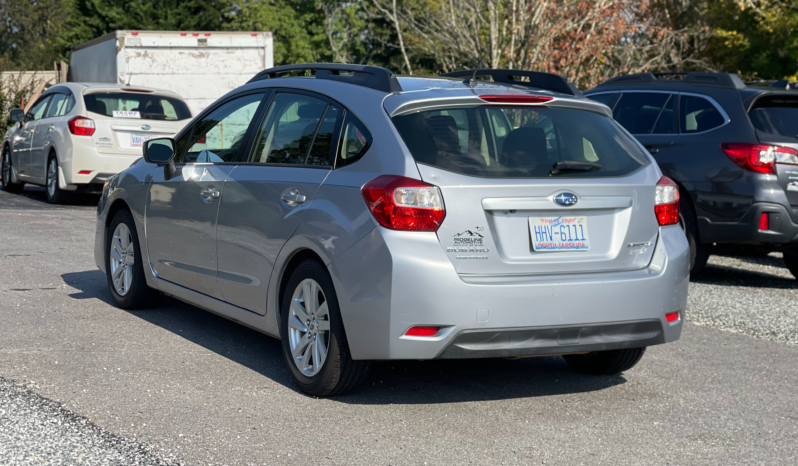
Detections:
45,155,71,204
563,347,646,375
784,251,798,280
280,260,370,396
1,146,24,193
105,209,159,309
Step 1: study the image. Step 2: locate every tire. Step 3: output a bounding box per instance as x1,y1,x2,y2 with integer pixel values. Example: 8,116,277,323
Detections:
1,145,24,193
105,209,160,309
45,155,71,204
280,260,370,396
784,251,798,280
563,347,647,375
680,195,709,276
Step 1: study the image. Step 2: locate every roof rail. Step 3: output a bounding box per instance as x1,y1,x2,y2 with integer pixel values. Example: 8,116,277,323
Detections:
595,72,746,90
440,69,583,97
248,63,402,93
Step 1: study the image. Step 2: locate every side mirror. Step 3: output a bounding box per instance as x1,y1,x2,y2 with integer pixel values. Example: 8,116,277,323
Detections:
9,109,24,123
143,138,175,165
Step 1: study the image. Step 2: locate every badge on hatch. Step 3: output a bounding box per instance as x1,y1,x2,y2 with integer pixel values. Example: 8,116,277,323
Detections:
447,227,490,255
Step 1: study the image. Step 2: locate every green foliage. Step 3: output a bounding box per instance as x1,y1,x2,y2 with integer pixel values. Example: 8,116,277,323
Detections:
0,0,69,69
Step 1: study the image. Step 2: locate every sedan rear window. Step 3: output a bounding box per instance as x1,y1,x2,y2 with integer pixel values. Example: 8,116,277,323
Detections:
749,96,798,138
391,106,649,178
83,92,191,121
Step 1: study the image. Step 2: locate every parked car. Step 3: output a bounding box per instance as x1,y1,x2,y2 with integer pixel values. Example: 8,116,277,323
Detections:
1,83,191,203
585,72,798,278
94,64,689,396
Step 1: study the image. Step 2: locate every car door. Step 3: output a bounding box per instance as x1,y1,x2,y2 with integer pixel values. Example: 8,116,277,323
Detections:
609,91,677,165
14,96,51,178
145,91,268,299
215,91,342,313
30,93,71,181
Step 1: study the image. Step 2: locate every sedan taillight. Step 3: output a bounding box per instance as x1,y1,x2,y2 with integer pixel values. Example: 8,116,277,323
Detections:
720,143,798,175
68,116,95,136
655,176,680,226
361,175,445,231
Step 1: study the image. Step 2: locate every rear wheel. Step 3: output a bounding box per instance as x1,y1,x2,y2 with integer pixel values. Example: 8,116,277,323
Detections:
680,195,709,276
45,155,71,204
784,251,798,280
563,347,646,375
280,260,370,396
1,146,24,193
105,209,159,309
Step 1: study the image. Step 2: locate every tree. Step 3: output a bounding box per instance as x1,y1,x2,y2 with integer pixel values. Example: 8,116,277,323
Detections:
0,0,69,69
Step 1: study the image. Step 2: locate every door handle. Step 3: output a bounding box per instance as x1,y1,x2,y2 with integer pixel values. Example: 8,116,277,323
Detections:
200,185,220,203
48,125,55,132
644,145,659,154
281,191,307,207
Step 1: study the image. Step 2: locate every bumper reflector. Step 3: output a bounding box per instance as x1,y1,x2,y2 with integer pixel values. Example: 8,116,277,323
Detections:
759,213,769,231
78,170,92,175
405,326,440,337
665,312,679,323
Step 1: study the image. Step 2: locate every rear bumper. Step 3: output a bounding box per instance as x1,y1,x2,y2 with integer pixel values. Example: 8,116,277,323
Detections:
60,140,141,186
330,224,689,361
697,202,798,247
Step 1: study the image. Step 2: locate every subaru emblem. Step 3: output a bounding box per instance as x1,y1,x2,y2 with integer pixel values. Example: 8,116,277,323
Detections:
554,192,579,207
141,124,151,131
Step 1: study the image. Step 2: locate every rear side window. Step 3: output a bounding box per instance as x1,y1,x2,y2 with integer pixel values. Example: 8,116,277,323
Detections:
680,95,725,133
748,95,798,138
83,92,191,120
44,94,72,118
588,93,619,108
391,106,650,178
612,93,676,134
336,113,372,168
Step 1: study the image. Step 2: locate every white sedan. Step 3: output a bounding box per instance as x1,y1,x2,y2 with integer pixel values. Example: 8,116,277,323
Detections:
1,83,191,203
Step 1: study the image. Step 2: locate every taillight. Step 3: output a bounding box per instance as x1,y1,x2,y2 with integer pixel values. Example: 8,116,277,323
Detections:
68,116,95,136
361,175,445,231
655,176,680,226
479,94,553,104
720,143,798,175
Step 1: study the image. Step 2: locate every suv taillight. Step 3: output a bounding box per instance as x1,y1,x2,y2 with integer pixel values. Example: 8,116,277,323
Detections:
68,116,95,136
655,176,680,226
720,143,798,175
361,175,445,231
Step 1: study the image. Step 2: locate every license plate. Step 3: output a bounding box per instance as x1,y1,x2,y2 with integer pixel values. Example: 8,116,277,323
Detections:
130,133,155,147
529,216,590,251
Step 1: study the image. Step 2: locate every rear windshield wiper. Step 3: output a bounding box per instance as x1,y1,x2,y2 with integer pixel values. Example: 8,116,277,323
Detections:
549,161,602,175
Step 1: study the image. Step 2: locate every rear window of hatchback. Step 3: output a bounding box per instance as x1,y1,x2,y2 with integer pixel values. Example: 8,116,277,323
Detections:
83,92,191,121
392,105,650,178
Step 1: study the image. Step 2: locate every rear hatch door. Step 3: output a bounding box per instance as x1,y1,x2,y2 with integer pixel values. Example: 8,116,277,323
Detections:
391,101,662,276
748,93,798,206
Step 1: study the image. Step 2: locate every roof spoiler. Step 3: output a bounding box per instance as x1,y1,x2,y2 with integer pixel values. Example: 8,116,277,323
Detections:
248,63,402,93
595,72,746,90
440,69,583,97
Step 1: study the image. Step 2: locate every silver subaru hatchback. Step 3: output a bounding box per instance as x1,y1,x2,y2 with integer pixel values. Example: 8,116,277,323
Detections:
94,64,689,396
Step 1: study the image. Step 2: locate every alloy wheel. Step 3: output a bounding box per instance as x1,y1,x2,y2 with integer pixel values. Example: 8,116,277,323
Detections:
47,158,57,198
287,278,331,377
109,223,135,296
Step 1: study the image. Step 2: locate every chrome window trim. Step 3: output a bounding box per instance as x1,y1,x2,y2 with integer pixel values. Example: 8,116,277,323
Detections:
585,89,731,136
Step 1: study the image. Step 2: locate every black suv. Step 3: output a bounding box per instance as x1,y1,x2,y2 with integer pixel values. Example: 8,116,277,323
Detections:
585,72,798,278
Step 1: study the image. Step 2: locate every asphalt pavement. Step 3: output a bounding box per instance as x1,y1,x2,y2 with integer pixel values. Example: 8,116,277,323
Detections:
1,186,797,465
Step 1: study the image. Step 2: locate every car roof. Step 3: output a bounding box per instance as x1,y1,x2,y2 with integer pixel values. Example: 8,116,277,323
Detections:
54,82,185,99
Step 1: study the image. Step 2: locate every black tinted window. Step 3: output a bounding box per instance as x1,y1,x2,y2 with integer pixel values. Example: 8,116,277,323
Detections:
306,105,340,166
336,113,372,168
748,96,798,138
589,93,619,108
250,93,329,165
392,106,649,178
652,94,675,134
613,93,674,134
680,95,725,133
83,92,191,120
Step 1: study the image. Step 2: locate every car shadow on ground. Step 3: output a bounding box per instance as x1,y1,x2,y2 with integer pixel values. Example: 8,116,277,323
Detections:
62,269,628,403
693,263,797,290
5,185,99,208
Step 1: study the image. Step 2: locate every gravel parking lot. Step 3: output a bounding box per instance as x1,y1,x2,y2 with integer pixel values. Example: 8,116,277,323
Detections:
1,187,797,465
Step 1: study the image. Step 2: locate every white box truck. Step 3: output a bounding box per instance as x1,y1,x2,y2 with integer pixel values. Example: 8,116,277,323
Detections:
69,30,274,115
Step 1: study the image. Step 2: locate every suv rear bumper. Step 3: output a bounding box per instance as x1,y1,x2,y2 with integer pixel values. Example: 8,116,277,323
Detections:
698,202,798,247
330,224,689,361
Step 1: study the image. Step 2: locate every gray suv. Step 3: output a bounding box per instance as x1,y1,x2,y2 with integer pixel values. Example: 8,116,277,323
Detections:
94,64,689,396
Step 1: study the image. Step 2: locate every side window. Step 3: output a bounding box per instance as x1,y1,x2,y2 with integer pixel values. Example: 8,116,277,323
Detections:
651,94,675,134
25,96,51,122
306,105,340,166
249,93,329,165
680,95,725,133
336,113,372,168
44,94,70,118
612,93,673,135
180,92,265,163
589,93,620,109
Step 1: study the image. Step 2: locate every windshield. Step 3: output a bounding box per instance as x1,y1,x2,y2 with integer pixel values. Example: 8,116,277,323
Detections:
83,92,191,121
391,106,649,178
749,95,798,138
